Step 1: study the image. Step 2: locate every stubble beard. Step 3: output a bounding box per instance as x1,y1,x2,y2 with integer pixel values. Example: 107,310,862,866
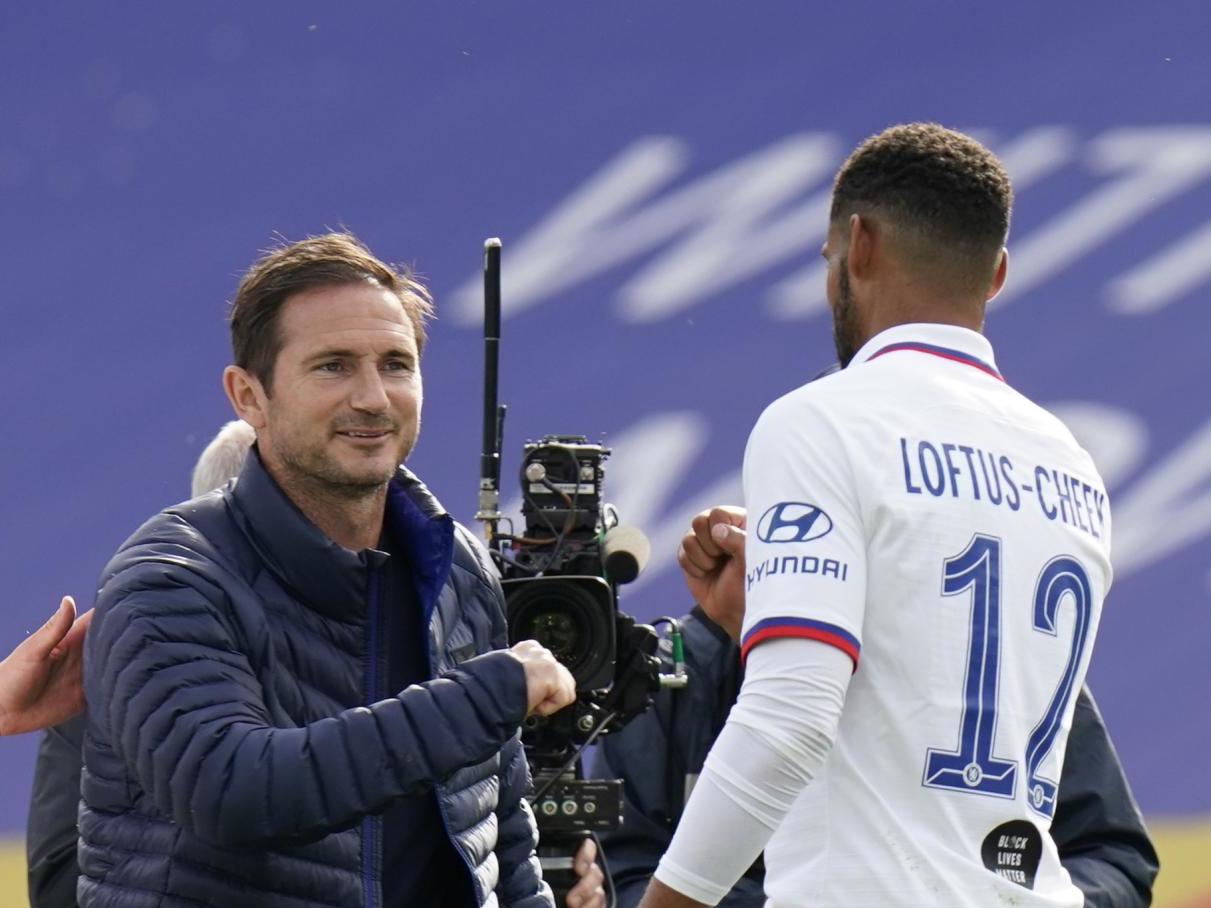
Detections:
832,259,862,369
281,445,393,501
271,418,418,504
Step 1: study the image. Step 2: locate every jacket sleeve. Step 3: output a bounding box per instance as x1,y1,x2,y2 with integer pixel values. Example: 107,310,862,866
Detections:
1052,686,1158,908
27,715,84,908
88,573,529,850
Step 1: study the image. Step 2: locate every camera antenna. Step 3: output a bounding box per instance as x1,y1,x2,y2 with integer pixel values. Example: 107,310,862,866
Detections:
476,238,507,541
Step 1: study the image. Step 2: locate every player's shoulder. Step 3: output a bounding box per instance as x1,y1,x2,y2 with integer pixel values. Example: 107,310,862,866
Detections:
1002,385,1103,475
756,366,851,425
745,371,858,472
755,360,893,439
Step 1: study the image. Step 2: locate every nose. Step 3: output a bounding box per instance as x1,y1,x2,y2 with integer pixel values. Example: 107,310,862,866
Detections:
349,363,390,413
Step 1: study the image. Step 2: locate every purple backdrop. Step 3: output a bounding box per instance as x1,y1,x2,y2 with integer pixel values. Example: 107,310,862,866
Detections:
1,1,1208,831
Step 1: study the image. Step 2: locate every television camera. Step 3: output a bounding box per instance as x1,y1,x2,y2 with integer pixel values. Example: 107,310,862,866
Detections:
472,239,688,902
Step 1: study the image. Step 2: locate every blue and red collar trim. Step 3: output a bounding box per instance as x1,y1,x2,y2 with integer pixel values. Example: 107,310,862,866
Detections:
867,341,1003,381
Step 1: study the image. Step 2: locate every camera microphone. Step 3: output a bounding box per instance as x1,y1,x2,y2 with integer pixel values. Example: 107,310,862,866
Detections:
602,525,651,584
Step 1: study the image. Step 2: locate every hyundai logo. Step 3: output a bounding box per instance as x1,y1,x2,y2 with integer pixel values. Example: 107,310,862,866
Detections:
756,502,834,543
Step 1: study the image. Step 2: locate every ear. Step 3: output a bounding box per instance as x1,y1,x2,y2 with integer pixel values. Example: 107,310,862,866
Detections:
986,247,1009,302
223,365,269,430
847,213,876,279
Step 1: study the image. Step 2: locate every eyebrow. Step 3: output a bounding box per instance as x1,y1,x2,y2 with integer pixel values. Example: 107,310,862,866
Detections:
303,348,416,365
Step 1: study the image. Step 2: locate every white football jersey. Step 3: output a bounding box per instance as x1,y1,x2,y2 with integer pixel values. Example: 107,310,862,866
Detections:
741,323,1111,907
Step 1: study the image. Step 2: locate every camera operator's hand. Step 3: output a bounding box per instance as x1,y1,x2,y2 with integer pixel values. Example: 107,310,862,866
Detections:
0,596,93,736
678,506,747,642
508,640,577,717
565,837,606,908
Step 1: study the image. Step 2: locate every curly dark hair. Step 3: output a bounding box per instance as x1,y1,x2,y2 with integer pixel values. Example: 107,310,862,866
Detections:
830,123,1012,288
229,232,434,393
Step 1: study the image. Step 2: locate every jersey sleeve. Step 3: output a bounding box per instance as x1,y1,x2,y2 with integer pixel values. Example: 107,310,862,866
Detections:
740,391,867,668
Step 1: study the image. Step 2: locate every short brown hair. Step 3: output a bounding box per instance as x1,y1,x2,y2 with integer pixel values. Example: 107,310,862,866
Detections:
831,123,1013,290
229,232,435,391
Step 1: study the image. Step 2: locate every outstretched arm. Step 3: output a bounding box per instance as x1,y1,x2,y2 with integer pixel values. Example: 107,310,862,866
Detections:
0,597,92,736
91,582,544,850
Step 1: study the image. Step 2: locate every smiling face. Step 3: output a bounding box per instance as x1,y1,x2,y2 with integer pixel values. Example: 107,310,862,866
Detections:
239,281,423,497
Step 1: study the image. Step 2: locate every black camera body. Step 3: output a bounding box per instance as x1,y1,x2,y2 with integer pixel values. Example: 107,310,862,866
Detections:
498,436,659,771
475,239,676,899
504,436,617,693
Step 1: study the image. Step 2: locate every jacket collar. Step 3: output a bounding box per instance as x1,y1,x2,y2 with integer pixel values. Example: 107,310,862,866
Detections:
848,323,1001,380
229,447,454,621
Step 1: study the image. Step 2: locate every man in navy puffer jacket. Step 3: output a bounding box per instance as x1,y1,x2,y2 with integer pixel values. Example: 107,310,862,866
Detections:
77,232,575,907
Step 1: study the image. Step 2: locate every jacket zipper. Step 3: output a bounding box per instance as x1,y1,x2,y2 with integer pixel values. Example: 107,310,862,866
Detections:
362,567,383,908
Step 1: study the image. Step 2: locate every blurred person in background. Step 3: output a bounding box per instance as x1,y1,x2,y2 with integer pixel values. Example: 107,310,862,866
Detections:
0,597,90,737
595,505,1157,908
70,232,577,908
189,418,256,497
29,416,608,908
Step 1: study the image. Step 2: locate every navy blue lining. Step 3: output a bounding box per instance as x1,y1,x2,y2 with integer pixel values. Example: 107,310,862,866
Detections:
385,483,455,677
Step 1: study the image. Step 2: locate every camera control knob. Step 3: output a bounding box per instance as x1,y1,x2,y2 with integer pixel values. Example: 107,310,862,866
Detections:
540,800,559,816
561,800,578,816
524,462,547,482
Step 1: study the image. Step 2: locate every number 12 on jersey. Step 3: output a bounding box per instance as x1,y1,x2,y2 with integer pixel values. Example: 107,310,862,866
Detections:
922,534,1094,818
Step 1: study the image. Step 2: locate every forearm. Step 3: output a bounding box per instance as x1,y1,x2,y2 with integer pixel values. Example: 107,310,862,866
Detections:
639,879,711,908
99,602,526,847
648,639,850,905
188,658,525,846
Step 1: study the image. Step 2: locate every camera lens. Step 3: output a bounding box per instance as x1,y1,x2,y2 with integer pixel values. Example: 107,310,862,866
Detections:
504,576,616,691
518,608,584,662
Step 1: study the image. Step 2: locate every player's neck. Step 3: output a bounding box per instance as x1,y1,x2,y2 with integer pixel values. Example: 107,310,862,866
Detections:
861,293,985,344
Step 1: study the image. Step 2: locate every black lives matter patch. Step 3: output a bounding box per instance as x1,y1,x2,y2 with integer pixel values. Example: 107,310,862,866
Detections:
981,820,1043,889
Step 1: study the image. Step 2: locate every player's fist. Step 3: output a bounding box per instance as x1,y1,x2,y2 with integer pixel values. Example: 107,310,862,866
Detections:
508,640,577,717
677,505,747,641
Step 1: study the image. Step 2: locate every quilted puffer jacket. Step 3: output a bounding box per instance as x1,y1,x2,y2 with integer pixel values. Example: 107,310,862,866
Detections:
78,449,552,908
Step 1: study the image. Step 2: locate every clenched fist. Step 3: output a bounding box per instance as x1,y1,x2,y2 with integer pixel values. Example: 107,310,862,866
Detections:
508,640,577,717
677,505,747,641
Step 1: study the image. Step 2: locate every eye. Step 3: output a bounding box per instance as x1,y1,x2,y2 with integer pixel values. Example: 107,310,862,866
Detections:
383,359,414,373
316,360,346,373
